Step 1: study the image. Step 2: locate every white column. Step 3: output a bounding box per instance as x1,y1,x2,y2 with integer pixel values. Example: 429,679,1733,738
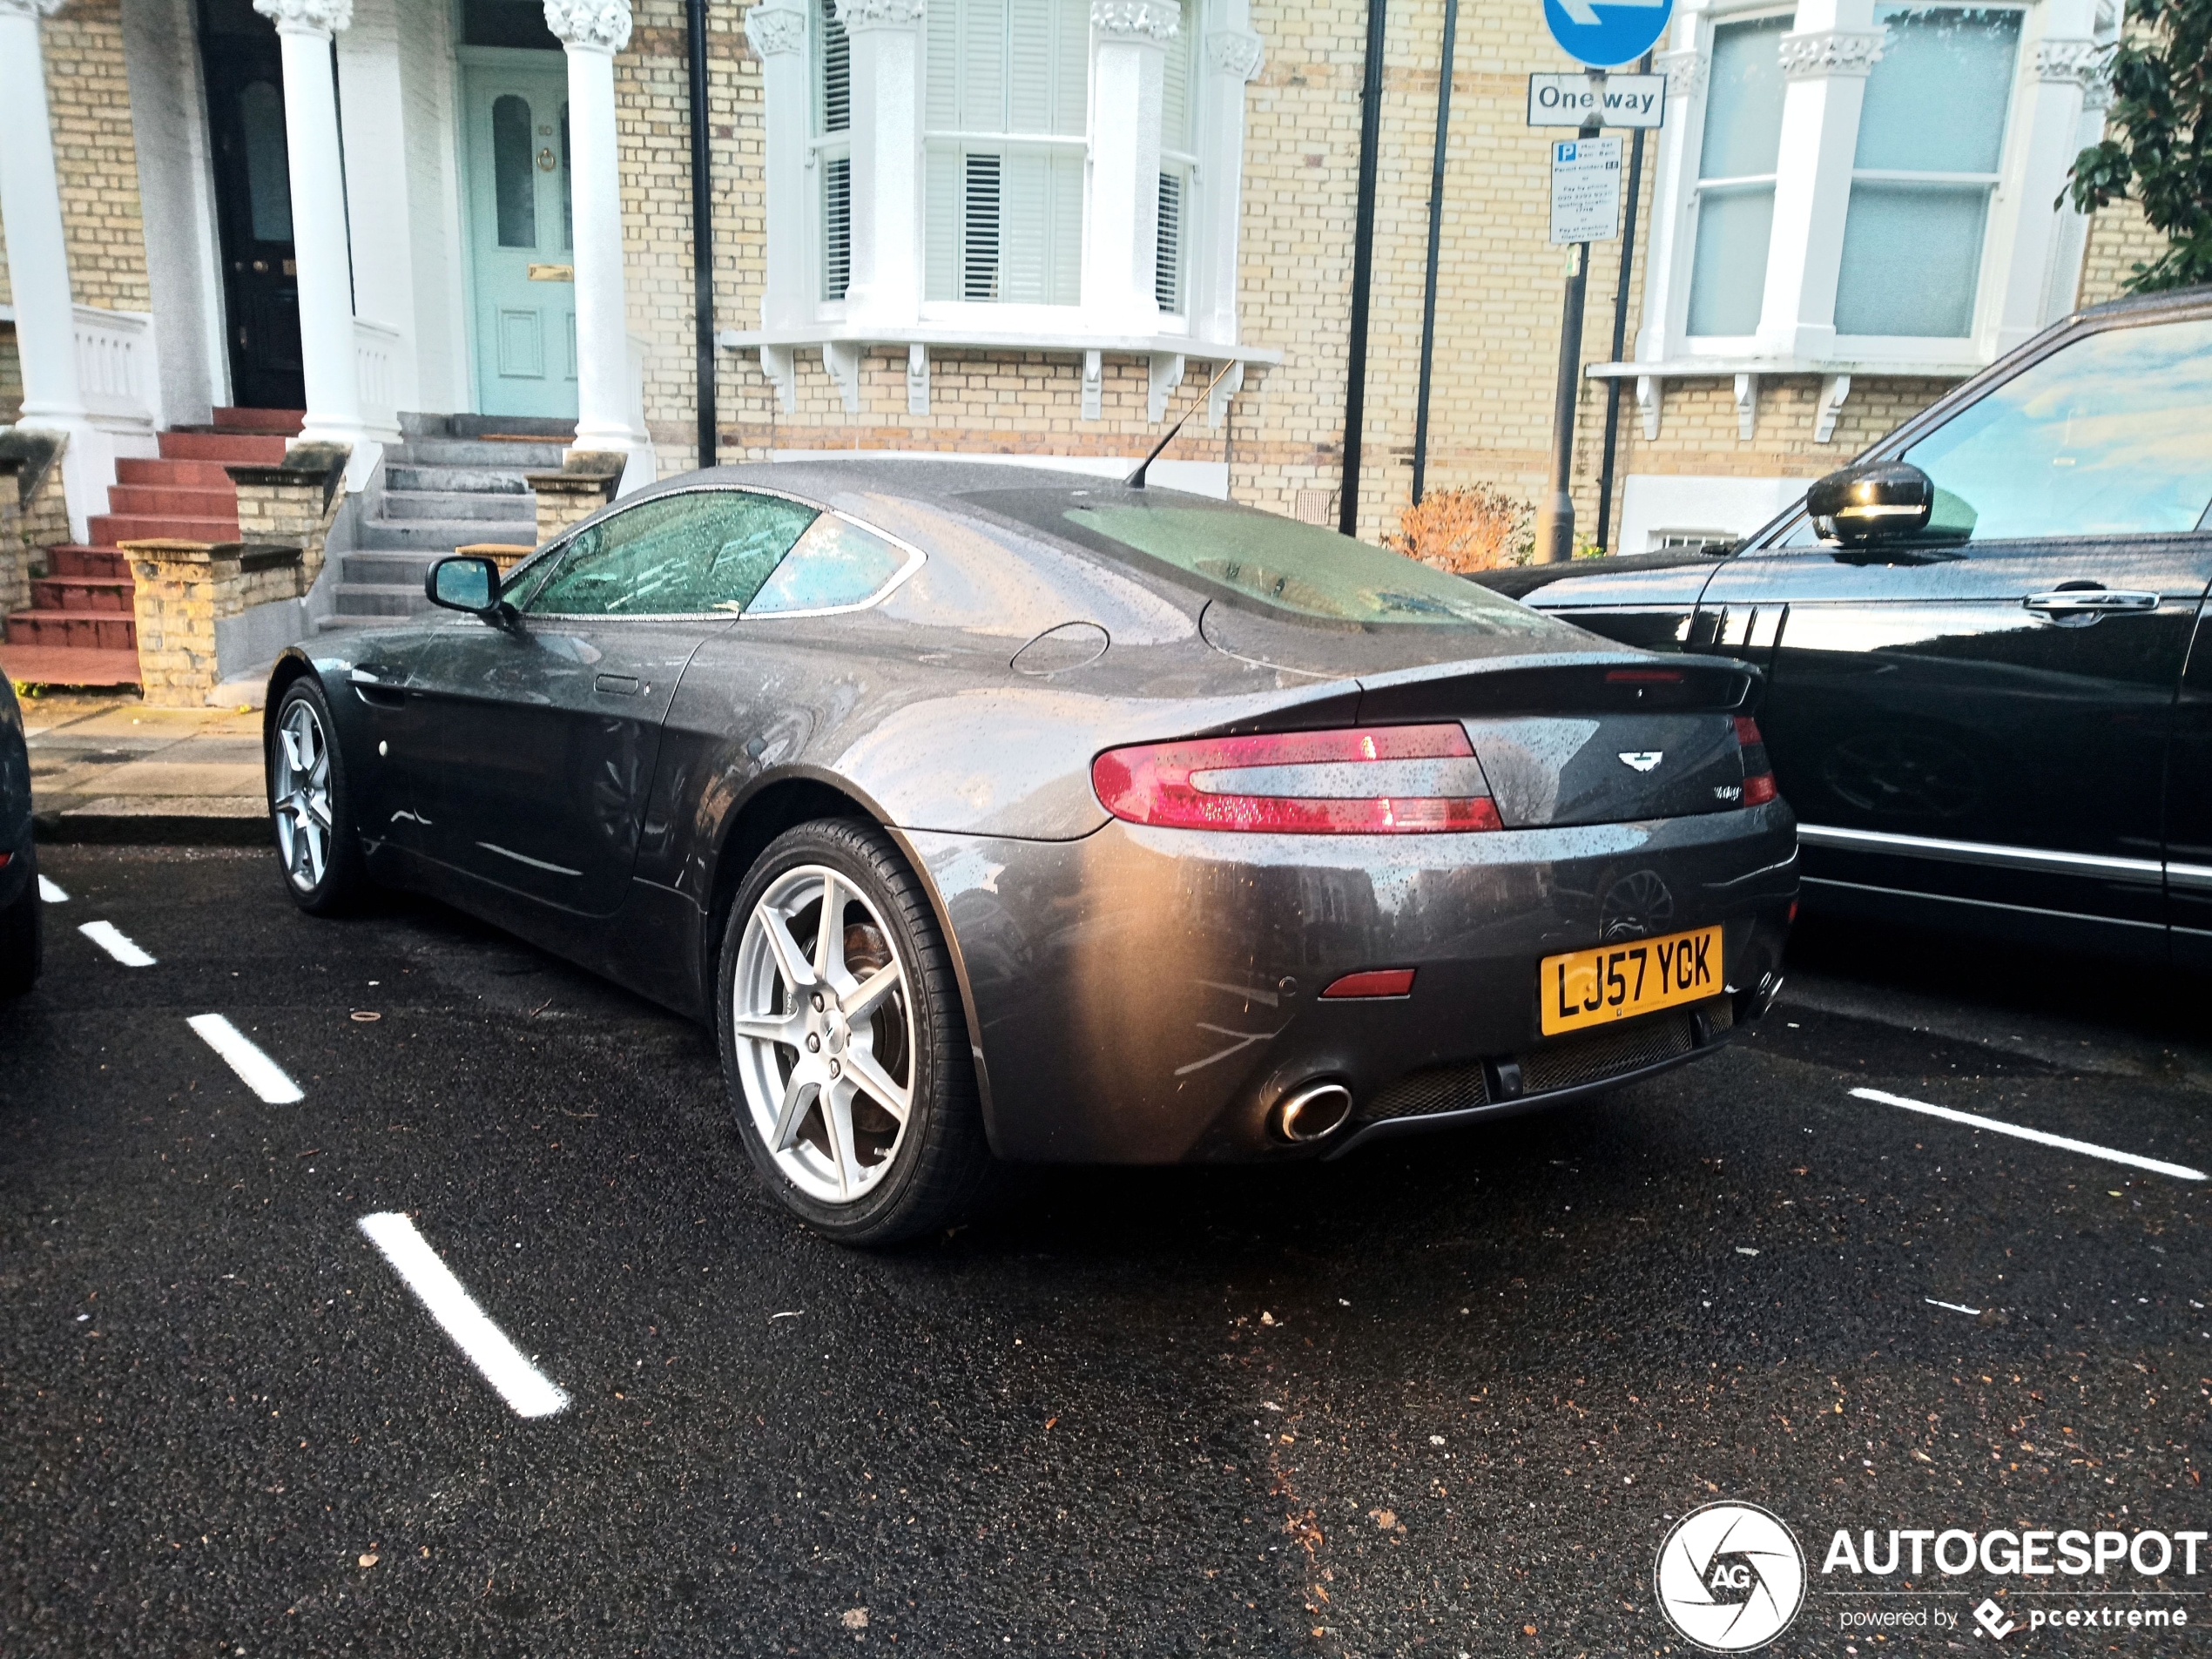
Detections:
0,0,106,541
835,0,925,329
1189,3,1261,347
335,0,419,417
254,0,373,475
1755,0,1883,359
747,0,808,411
1637,5,1710,362
1084,0,1178,333
1989,10,2100,352
545,0,653,485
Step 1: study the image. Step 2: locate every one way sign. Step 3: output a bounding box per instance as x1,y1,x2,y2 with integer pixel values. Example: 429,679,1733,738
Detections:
1542,0,1673,68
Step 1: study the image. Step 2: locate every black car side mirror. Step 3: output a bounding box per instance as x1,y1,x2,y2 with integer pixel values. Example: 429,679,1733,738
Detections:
1805,460,1933,545
426,555,511,621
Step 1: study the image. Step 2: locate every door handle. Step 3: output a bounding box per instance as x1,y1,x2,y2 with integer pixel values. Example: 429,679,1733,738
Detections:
2023,588,2159,616
594,673,644,697
348,664,408,706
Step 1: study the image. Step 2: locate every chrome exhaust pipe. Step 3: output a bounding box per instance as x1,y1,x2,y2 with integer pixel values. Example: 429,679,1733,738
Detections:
1273,1081,1354,1143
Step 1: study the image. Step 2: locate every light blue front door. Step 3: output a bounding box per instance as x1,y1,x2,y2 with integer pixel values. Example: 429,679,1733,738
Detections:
463,63,578,420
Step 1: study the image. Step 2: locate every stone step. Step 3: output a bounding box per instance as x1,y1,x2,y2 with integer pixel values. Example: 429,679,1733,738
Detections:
383,463,534,495
32,575,134,613
118,456,236,489
4,609,138,651
449,414,577,440
213,405,305,435
91,512,241,545
46,544,131,579
159,430,287,464
352,517,521,551
398,437,569,469
377,489,536,523
0,639,142,687
341,550,442,585
109,483,239,517
328,583,429,617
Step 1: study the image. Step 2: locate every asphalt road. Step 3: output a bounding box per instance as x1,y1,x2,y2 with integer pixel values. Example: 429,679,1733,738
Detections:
3,846,2208,1657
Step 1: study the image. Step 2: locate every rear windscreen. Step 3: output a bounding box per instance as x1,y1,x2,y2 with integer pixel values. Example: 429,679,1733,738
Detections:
963,489,1560,634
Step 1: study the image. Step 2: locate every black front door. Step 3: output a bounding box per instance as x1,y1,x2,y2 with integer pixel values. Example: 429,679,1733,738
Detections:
199,0,306,411
1696,310,2212,947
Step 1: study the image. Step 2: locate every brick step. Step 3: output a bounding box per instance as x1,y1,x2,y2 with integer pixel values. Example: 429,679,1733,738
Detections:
46,544,131,579
91,513,241,545
31,575,134,613
118,456,238,489
108,483,239,517
0,640,141,688
158,430,288,464
4,609,138,651
213,405,306,435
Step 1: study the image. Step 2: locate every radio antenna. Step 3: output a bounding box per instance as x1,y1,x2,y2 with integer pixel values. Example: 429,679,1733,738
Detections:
1126,360,1238,489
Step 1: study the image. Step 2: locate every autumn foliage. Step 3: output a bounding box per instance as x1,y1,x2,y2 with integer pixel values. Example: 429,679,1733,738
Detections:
1385,485,1534,573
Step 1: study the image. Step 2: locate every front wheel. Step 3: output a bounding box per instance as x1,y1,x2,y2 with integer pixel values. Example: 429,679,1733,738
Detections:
717,819,993,1245
0,848,42,997
267,678,368,914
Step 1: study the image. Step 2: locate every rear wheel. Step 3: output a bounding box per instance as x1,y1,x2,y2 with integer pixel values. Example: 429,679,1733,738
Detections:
268,678,368,914
0,848,42,997
717,819,992,1245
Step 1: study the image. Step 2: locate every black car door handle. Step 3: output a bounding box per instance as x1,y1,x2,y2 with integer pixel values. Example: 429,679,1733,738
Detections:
2024,588,2158,615
594,673,644,697
348,664,408,706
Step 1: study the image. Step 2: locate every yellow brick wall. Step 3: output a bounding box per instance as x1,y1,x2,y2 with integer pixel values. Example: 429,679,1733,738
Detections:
0,0,152,318
2076,195,2170,308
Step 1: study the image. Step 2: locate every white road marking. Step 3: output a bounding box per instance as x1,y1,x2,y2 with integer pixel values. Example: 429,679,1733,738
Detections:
186,1014,304,1103
356,1211,568,1419
1925,1298,1984,1316
78,921,153,967
37,875,67,903
1850,1087,2208,1183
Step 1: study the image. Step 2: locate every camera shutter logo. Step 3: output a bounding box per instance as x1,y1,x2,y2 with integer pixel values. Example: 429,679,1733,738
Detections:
1653,1501,1806,1651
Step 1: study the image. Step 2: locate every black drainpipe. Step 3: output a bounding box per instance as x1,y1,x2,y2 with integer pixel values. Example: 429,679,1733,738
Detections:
687,0,718,468
1339,0,1387,539
1593,51,1653,555
1409,0,1458,507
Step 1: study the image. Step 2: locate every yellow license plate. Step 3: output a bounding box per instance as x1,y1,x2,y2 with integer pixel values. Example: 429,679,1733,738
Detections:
1540,924,1723,1036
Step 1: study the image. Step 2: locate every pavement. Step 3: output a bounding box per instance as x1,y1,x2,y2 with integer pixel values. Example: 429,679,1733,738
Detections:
3,848,2208,1656
17,694,267,844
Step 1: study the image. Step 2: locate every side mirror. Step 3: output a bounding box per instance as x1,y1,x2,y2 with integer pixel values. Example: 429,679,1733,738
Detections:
427,555,508,618
1805,460,1933,546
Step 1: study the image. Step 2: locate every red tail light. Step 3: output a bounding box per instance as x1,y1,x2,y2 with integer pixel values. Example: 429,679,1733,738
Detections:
1735,716,1778,806
1091,724,1501,834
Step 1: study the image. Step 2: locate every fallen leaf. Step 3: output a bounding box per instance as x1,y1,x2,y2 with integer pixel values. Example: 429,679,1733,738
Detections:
358,1554,379,1568
1259,1312,1276,1326
840,1608,868,1629
1369,1508,1396,1529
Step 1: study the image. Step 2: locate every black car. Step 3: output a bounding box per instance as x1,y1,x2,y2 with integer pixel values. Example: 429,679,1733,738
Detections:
266,463,1796,1242
0,675,40,996
1475,285,2212,969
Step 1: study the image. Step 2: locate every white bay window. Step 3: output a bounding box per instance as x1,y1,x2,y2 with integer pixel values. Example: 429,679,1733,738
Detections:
732,0,1275,416
1619,0,2114,440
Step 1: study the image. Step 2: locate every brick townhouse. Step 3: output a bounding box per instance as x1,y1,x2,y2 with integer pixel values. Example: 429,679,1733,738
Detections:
0,0,2168,698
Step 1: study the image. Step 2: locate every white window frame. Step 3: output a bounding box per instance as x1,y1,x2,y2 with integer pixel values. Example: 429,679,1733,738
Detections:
1637,0,2116,377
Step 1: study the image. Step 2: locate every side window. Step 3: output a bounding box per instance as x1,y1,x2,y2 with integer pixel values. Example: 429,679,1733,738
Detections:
746,514,913,615
523,490,820,616
1898,317,2212,542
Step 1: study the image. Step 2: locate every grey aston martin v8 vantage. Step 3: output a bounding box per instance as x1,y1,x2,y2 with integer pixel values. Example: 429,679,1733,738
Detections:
264,461,1797,1242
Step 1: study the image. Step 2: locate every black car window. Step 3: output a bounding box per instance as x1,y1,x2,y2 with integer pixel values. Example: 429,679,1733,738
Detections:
1897,316,2212,541
745,514,914,615
523,489,821,616
971,491,1554,632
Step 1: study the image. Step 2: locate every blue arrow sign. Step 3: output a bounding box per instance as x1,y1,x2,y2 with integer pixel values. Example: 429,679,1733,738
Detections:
1542,0,1673,69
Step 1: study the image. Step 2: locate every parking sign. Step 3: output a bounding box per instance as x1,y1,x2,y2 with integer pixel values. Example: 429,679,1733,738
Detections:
1542,0,1674,69
1549,137,1623,243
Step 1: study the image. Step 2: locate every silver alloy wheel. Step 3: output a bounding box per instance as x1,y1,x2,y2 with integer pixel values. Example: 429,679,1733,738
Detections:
732,863,917,1204
272,698,334,893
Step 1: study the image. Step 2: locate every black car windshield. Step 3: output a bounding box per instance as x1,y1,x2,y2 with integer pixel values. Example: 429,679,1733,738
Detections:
969,490,1553,631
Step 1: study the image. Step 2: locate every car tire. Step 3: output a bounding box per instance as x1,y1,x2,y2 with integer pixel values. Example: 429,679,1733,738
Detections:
0,847,42,997
717,818,993,1245
267,677,369,915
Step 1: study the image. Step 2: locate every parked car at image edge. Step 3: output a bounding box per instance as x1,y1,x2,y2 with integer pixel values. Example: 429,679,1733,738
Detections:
0,675,41,996
1474,284,2212,969
264,463,1797,1242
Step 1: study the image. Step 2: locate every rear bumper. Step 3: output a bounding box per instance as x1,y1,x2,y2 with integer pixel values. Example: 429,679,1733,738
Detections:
908,804,1797,1163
